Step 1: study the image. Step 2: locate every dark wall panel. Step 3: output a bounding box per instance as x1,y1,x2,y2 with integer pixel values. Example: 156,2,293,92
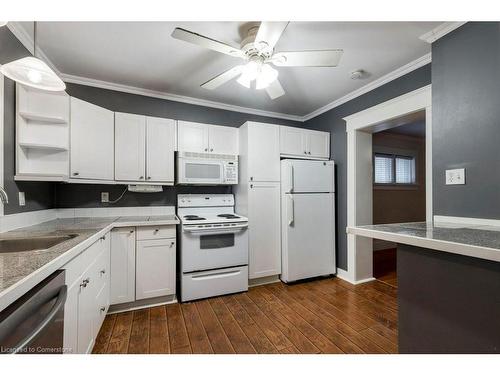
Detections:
432,22,500,218
303,64,432,270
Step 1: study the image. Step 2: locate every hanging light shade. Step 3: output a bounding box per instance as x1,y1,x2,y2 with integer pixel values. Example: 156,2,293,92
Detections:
1,56,65,91
0,22,65,92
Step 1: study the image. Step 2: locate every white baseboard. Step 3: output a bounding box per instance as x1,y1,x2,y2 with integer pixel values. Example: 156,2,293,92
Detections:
336,268,376,285
434,215,500,227
248,275,281,287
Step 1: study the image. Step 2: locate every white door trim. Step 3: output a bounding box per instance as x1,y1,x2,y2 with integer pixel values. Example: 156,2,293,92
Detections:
343,85,432,284
0,72,4,217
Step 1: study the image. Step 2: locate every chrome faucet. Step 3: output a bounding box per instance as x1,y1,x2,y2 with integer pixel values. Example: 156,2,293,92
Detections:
0,186,9,204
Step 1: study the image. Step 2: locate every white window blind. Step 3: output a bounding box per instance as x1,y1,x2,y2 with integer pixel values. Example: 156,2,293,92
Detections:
374,153,416,185
374,154,394,183
395,156,416,184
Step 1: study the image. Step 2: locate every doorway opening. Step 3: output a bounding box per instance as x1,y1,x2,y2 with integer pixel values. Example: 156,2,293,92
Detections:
343,85,432,284
372,111,426,287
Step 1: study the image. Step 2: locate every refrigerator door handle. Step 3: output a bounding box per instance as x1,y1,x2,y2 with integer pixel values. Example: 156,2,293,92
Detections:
288,195,294,226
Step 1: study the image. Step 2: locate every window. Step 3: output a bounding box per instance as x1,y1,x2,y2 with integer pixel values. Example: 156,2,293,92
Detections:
374,153,416,185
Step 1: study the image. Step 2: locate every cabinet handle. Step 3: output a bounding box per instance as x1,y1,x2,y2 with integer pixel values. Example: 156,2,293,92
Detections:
210,148,213,152
154,229,159,233
100,269,106,275
304,151,307,154
250,184,253,189
170,241,175,247
308,151,311,155
80,278,90,288
204,148,208,152
100,307,106,312
100,236,106,241
147,176,151,180
250,176,253,181
129,230,134,234
73,172,79,176
139,176,144,179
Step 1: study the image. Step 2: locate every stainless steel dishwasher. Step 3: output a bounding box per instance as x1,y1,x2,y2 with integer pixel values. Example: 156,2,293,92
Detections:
0,270,67,354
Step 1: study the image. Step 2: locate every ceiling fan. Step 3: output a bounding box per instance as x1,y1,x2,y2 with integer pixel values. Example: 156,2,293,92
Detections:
171,22,343,100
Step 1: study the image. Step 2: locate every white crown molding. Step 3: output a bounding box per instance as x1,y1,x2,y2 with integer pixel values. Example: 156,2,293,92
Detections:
60,73,303,122
302,53,432,122
419,22,467,44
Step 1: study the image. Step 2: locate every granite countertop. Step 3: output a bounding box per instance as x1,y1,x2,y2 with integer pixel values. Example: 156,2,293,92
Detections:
0,215,179,311
347,221,500,263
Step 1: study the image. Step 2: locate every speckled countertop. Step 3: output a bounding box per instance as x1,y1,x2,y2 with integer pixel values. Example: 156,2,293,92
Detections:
0,215,179,311
347,221,500,263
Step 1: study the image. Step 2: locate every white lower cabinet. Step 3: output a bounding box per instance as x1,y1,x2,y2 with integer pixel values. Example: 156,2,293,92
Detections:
62,233,110,354
136,239,176,300
110,227,136,304
247,182,281,279
109,225,176,304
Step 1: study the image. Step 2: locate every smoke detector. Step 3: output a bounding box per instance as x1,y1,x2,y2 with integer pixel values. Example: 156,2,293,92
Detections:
350,70,366,80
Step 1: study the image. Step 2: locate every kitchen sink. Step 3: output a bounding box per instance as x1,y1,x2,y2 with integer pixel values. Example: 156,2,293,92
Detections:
0,234,78,254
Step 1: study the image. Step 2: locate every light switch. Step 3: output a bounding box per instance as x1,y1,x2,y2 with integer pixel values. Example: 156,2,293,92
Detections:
18,192,25,206
446,168,465,185
101,192,109,203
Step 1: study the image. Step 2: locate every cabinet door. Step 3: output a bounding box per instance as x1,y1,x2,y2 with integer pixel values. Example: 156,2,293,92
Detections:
115,112,146,181
136,239,176,300
247,123,280,182
208,125,238,154
77,263,96,354
177,121,209,153
248,182,281,279
110,228,136,305
146,117,175,182
307,131,330,159
280,126,307,156
70,97,114,180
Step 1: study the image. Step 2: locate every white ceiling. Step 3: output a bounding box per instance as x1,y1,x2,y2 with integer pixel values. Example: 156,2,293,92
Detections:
19,21,440,119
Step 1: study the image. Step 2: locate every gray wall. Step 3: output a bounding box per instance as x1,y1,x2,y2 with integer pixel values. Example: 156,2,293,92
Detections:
432,22,500,218
304,64,432,270
1,27,56,214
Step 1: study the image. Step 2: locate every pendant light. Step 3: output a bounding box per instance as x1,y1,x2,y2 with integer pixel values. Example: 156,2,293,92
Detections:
0,22,65,91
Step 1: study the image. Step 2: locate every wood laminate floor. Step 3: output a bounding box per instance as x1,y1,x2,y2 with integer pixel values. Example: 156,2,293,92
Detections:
93,277,398,354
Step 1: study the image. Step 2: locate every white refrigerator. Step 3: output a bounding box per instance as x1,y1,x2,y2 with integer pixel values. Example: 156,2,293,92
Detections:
280,159,336,283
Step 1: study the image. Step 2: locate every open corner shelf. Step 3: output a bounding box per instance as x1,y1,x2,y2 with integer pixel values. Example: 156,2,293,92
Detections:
19,111,68,124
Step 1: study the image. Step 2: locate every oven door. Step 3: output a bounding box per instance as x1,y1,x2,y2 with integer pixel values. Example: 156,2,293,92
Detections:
178,158,224,185
181,224,248,273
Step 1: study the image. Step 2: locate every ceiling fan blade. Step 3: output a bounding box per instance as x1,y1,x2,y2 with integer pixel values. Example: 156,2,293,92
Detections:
200,65,244,90
272,50,343,67
265,79,285,100
172,28,244,58
255,22,289,51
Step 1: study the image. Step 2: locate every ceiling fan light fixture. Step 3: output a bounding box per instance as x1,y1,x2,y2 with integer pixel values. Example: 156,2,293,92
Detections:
0,56,66,91
237,60,261,88
255,64,278,90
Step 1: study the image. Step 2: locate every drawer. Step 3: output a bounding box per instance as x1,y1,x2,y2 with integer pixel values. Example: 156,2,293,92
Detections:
136,225,175,240
181,266,248,302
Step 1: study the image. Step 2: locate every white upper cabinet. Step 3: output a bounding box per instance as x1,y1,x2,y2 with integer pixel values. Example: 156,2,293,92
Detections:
70,98,115,180
115,112,146,181
279,125,330,160
177,121,238,155
280,126,306,157
114,112,175,184
146,117,176,182
177,121,209,153
307,130,330,158
208,125,238,154
245,122,280,182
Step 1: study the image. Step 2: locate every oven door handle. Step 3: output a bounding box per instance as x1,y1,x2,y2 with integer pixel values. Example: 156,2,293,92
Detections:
0,284,67,354
183,225,248,236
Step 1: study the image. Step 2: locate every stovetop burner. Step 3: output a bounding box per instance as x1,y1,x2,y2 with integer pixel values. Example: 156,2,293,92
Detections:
217,214,241,219
183,215,206,221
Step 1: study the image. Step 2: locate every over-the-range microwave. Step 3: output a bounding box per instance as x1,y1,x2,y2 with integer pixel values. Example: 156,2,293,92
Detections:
176,152,238,185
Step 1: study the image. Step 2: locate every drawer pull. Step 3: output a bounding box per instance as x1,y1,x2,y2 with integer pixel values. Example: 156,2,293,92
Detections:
154,229,159,233
80,278,90,288
170,241,175,247
192,270,240,281
100,236,106,241
129,230,134,234
100,269,106,275
100,307,106,312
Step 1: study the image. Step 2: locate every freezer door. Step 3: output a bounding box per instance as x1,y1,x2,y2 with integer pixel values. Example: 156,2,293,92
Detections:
281,193,335,282
281,159,334,193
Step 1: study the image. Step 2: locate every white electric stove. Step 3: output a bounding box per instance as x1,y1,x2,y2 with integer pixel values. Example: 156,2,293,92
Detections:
178,194,249,302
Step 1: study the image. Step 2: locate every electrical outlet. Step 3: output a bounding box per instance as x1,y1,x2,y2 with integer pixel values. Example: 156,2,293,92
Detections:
446,168,466,185
101,192,109,203
18,192,25,206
